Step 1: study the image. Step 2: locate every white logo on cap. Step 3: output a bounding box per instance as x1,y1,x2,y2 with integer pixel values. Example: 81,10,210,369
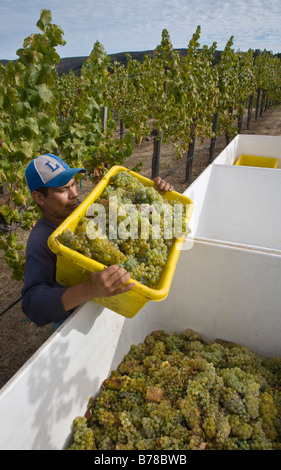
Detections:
34,155,65,184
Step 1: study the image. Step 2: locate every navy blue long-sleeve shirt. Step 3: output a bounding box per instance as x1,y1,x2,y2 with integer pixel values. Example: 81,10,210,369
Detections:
21,217,70,326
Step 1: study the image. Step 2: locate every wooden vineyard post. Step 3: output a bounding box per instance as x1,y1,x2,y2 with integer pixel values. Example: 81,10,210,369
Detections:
209,112,219,163
225,106,233,145
185,119,197,183
185,118,197,183
237,105,244,134
185,136,196,183
255,88,261,121
265,98,270,111
119,119,124,139
247,93,254,129
260,90,266,117
101,106,108,131
151,129,163,179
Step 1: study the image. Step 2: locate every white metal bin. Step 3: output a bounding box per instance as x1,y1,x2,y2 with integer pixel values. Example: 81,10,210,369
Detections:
212,134,281,167
1,242,281,450
184,163,281,252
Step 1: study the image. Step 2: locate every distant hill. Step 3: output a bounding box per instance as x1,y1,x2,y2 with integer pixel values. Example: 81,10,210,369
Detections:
0,48,223,76
55,50,157,75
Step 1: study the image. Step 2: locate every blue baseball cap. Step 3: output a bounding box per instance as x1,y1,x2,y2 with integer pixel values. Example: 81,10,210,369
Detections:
25,154,86,192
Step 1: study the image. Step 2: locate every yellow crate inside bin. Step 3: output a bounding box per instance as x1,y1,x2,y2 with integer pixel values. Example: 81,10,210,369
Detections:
235,154,279,168
48,165,194,318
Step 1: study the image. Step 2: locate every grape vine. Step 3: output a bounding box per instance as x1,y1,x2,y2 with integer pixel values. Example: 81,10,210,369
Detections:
1,9,281,280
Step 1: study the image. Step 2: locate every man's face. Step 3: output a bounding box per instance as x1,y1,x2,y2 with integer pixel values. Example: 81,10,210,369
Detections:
33,178,79,224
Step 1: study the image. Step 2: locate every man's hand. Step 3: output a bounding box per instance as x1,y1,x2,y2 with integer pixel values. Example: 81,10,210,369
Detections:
153,176,174,194
89,265,135,297
62,265,135,312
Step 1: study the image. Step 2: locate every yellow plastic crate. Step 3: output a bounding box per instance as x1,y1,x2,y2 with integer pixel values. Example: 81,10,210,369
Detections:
235,154,279,168
48,166,194,318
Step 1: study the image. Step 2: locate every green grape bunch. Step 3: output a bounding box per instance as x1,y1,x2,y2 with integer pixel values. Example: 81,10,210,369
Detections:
68,329,281,451
69,329,281,451
60,171,190,288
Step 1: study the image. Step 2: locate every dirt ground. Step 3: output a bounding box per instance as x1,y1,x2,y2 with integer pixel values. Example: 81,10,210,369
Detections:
1,105,281,390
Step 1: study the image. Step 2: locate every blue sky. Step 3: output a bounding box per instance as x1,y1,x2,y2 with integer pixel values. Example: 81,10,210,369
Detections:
1,0,281,60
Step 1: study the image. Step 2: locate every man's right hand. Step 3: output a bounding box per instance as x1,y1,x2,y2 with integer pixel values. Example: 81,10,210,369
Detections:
89,265,135,297
61,265,135,312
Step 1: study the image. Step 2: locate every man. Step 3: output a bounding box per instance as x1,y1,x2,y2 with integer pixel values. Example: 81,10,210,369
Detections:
22,154,173,328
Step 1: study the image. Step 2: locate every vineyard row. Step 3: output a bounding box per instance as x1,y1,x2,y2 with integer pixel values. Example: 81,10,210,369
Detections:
0,9,281,281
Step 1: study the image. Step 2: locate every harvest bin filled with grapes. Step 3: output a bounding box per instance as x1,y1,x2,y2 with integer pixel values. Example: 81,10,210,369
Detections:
1,136,281,451
48,166,194,318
